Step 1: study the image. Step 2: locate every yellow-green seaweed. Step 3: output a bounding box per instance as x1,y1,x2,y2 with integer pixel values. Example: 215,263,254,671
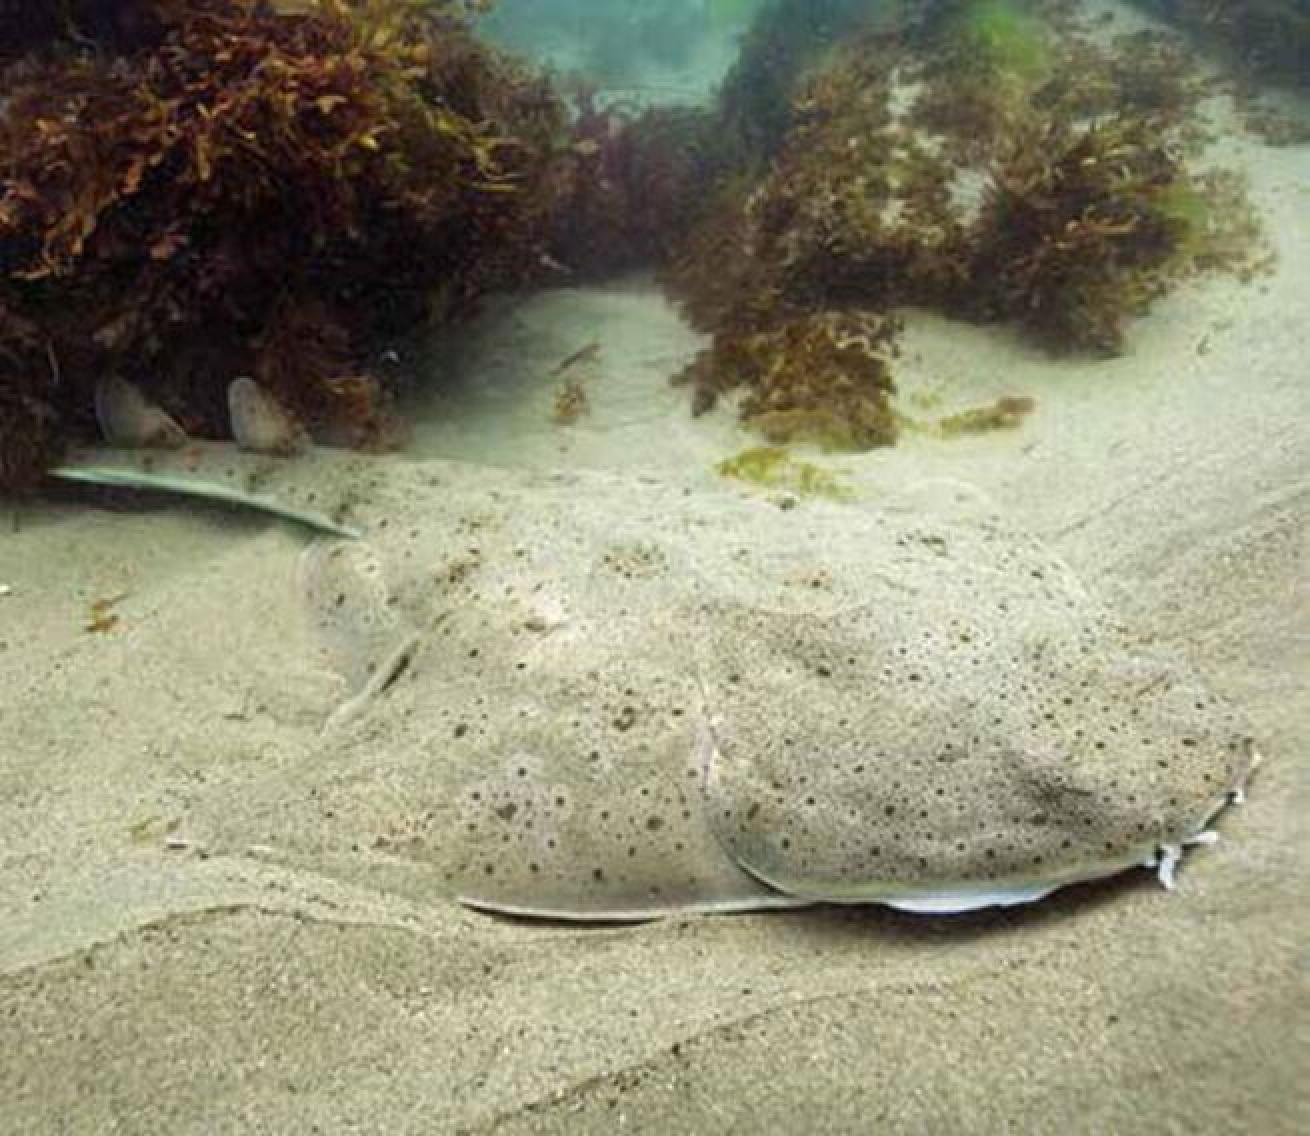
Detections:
951,0,1051,83
715,445,854,501
936,395,1036,439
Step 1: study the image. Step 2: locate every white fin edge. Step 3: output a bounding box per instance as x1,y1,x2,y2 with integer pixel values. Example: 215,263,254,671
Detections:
322,632,422,735
48,464,361,540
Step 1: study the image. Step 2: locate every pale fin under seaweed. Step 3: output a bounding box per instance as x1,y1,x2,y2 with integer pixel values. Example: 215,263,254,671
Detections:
229,377,310,457
51,377,358,537
94,376,188,449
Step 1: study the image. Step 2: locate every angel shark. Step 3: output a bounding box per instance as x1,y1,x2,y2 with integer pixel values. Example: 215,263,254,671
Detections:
51,377,1258,920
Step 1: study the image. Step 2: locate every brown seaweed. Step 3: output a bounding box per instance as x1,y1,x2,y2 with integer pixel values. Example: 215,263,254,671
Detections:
0,0,567,487
677,311,901,451
666,0,1267,411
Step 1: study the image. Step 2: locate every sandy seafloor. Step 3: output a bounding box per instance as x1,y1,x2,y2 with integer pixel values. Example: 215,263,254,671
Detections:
3,67,1310,1136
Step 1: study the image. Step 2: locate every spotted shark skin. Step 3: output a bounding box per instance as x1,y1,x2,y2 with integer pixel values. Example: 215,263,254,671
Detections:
52,380,1259,920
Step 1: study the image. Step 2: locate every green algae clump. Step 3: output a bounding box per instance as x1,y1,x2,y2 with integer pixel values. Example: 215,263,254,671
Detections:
936,396,1036,439
943,0,1051,84
715,446,854,502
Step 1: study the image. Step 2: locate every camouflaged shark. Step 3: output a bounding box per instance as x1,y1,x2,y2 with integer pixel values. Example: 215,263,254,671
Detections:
52,377,1258,920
